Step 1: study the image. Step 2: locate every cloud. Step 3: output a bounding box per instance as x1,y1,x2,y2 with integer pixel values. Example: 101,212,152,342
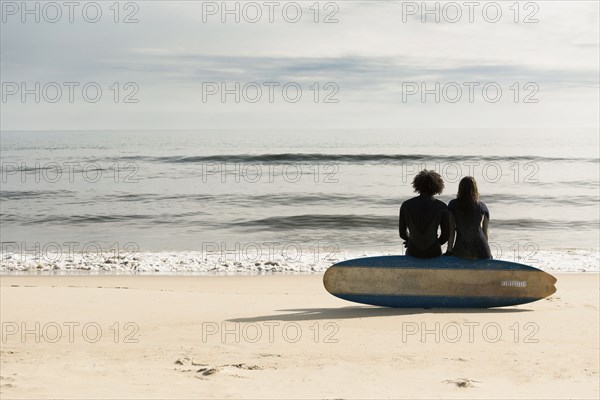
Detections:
1,1,598,130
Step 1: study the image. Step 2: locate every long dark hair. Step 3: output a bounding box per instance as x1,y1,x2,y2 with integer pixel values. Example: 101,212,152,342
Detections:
457,176,479,211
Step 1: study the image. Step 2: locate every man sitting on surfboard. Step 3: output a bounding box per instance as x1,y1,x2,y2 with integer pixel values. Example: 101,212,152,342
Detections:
399,170,449,258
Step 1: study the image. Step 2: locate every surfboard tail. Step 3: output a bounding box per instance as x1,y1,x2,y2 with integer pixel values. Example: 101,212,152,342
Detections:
542,271,558,296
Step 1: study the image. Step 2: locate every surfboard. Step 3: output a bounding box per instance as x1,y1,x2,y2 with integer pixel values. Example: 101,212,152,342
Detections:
323,256,557,308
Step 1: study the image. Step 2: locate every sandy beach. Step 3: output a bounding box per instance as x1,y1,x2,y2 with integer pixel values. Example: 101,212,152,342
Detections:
1,273,598,399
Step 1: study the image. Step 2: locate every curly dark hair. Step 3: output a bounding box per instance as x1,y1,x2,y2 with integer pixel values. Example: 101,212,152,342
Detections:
412,170,444,195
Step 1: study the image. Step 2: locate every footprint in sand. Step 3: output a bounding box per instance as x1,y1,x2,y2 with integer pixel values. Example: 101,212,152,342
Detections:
443,378,480,388
0,376,15,389
226,363,262,370
196,367,218,376
174,358,263,378
175,357,210,367
257,353,282,358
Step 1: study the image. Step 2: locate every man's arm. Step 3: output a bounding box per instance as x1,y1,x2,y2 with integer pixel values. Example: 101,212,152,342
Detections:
399,206,409,241
438,209,449,246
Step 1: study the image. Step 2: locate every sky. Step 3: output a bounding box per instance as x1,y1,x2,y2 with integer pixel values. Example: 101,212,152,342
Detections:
1,0,599,131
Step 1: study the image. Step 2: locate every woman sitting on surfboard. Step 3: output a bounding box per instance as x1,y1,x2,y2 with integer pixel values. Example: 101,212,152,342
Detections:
399,170,449,258
446,176,492,259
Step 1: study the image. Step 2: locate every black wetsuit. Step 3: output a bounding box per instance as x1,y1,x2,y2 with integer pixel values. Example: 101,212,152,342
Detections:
399,194,449,258
448,199,492,259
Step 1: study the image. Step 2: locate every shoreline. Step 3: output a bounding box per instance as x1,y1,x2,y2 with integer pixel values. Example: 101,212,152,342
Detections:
1,273,599,399
1,269,599,277
2,248,599,274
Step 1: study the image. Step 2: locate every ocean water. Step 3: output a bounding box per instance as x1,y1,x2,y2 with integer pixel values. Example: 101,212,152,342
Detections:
1,129,598,273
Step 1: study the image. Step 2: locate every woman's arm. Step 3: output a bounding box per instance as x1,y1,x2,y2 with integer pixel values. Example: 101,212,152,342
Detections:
482,214,490,241
446,212,455,253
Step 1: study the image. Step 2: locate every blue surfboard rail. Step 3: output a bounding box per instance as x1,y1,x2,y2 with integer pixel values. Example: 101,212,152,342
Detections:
335,294,541,308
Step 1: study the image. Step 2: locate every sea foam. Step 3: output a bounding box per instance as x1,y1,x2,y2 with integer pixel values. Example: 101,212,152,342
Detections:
1,249,597,274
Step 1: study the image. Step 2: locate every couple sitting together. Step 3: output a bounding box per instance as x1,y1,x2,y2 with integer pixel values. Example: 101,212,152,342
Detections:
399,170,492,260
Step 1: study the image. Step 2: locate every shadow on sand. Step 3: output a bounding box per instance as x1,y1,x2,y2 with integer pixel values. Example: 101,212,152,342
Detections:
227,306,533,323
